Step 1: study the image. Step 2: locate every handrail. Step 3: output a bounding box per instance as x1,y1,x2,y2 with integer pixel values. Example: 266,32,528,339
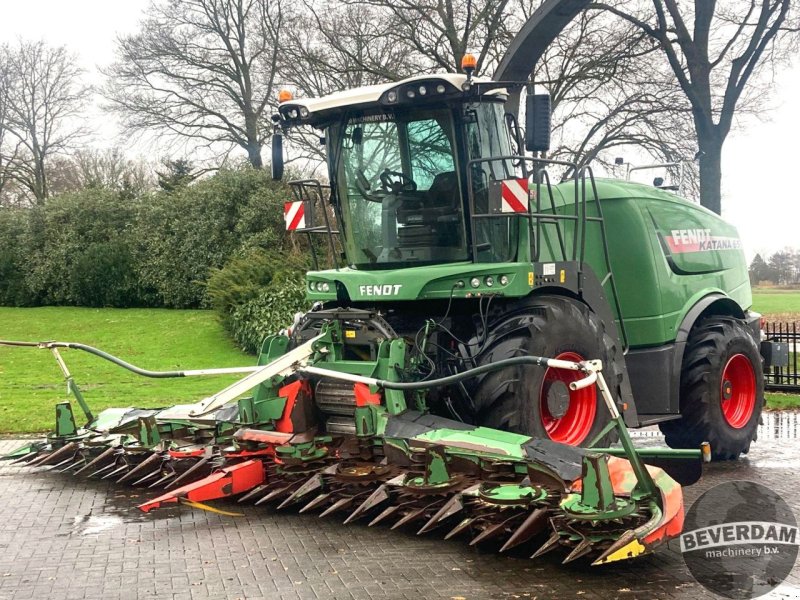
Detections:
289,178,341,271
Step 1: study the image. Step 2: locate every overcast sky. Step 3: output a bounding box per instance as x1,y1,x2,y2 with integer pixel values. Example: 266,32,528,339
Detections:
1,0,798,261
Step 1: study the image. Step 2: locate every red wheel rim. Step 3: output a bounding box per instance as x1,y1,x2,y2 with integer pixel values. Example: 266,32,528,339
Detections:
720,354,756,429
539,351,596,445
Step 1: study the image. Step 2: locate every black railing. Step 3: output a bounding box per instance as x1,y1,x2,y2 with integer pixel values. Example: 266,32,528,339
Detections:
764,321,799,392
288,179,341,270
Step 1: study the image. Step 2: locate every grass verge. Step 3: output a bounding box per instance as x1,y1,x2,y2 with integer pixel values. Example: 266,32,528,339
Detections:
0,307,253,434
752,288,800,321
765,392,800,411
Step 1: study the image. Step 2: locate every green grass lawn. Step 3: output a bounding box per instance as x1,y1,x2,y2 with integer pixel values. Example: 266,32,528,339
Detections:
751,288,800,318
0,307,253,434
765,393,800,410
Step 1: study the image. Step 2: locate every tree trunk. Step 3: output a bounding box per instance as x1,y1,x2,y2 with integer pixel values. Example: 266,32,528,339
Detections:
246,142,263,169
33,156,47,204
697,130,722,215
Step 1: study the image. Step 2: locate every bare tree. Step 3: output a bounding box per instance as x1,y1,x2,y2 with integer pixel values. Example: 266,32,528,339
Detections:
277,1,427,167
344,0,515,74
47,148,154,197
593,0,797,214
0,56,17,201
283,1,420,97
526,6,696,195
0,41,90,204
104,0,286,169
291,0,699,192
269,0,796,209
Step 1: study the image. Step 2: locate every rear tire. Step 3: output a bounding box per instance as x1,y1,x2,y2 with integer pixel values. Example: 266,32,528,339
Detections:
471,296,621,447
659,317,763,460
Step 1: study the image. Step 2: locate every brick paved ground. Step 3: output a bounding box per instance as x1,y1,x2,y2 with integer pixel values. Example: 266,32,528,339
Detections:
0,422,798,600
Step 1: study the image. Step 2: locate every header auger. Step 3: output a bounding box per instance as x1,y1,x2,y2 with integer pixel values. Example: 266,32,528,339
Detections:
1,313,701,565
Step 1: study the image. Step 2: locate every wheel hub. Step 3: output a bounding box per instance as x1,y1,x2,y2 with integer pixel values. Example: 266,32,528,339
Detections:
720,353,756,429
722,380,733,400
539,351,597,446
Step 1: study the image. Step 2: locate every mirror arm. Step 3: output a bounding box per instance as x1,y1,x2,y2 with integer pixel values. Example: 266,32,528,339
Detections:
271,119,284,181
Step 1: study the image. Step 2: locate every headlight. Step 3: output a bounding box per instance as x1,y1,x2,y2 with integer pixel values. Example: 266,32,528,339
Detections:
418,85,427,96
387,90,397,103
299,107,309,118
485,276,494,287
406,89,416,99
499,275,509,286
436,84,446,94
309,281,317,291
288,108,298,119
470,277,481,288
321,282,331,292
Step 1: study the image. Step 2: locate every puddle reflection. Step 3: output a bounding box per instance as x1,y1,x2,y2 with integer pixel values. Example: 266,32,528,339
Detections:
759,410,800,441
629,410,800,441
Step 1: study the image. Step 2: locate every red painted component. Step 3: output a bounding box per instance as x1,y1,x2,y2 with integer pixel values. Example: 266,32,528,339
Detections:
137,459,265,513
720,353,756,429
539,351,596,445
168,448,205,459
354,383,381,407
235,428,295,444
276,380,310,433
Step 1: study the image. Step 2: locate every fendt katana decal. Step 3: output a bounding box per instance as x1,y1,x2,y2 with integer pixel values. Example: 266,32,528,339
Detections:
665,229,742,253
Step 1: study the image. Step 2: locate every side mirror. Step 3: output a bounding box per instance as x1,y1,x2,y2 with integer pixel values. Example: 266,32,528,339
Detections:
525,92,551,153
271,133,284,181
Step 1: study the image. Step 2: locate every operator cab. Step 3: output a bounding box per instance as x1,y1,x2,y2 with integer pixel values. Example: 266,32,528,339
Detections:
273,73,521,269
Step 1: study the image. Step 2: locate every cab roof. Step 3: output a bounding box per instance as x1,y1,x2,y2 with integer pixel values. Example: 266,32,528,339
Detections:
276,73,507,127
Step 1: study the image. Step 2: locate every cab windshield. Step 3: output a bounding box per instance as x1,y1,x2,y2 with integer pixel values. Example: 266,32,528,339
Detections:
335,108,468,268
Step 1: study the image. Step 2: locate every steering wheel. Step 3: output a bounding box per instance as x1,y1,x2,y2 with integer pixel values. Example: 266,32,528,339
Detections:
379,170,417,194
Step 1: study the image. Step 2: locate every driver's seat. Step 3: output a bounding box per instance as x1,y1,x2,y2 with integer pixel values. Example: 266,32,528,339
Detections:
396,171,461,248
426,171,460,210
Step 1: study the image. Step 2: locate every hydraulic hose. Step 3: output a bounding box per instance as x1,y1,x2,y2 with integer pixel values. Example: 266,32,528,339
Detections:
300,355,597,391
1,340,596,390
0,340,259,379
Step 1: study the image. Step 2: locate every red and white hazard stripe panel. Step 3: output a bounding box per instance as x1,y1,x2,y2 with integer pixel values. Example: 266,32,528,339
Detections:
500,178,530,213
284,201,306,231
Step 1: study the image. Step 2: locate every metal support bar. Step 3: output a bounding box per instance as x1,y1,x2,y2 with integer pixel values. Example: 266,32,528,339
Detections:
593,363,658,497
50,348,94,424
187,334,324,417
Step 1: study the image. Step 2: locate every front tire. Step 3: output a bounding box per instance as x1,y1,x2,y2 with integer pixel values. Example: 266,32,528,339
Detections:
660,317,764,460
471,296,621,447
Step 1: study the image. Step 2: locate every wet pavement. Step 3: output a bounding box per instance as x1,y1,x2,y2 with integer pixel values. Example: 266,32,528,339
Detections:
0,414,799,600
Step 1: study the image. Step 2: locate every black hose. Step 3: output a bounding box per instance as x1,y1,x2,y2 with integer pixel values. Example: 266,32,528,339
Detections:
373,355,568,390
1,341,585,388
0,340,186,378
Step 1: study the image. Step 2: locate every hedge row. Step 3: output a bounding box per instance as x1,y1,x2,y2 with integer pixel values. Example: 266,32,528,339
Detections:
206,249,309,353
0,169,298,309
0,168,315,353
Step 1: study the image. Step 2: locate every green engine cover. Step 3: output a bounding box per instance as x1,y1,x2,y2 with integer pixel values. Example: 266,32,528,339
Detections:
561,180,751,348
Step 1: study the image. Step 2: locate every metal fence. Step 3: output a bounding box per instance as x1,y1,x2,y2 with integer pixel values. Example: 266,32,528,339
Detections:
764,321,799,392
